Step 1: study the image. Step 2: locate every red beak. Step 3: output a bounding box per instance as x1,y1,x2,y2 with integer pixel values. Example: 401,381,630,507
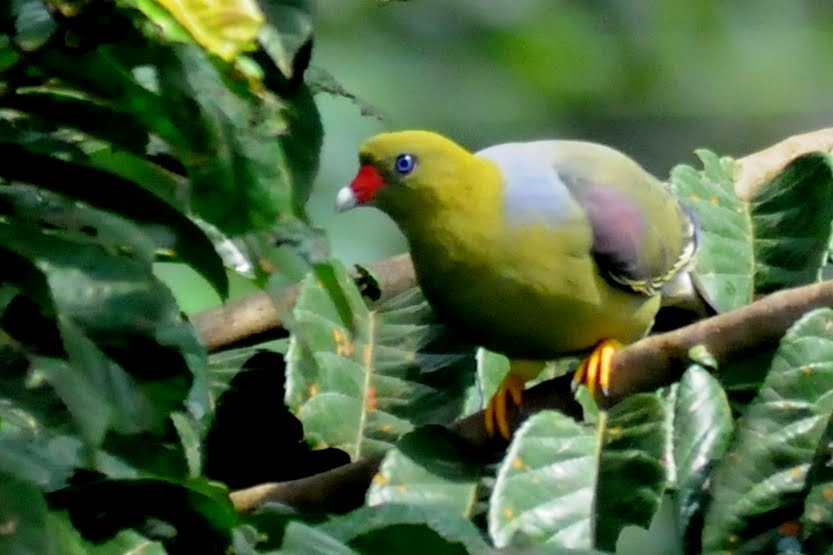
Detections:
336,165,384,212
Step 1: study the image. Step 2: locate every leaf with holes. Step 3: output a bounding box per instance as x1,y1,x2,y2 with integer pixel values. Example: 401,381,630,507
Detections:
668,365,733,549
366,426,486,518
670,151,833,312
489,395,666,551
285,261,476,460
701,308,833,552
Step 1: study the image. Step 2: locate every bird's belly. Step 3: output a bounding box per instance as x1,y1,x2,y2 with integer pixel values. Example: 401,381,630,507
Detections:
415,251,659,360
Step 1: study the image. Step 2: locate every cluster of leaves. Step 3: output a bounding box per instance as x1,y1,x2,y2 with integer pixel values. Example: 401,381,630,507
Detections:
2,2,833,555
0,0,330,553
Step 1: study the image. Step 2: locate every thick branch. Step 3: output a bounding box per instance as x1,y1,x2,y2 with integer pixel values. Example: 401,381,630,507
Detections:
229,279,833,514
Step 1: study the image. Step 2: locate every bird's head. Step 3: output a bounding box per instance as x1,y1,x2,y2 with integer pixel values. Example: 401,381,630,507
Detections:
336,130,477,222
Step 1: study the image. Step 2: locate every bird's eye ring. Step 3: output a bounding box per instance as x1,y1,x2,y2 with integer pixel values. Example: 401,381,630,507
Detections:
394,154,416,175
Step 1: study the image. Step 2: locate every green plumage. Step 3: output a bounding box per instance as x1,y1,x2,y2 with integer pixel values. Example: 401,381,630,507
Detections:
342,130,695,363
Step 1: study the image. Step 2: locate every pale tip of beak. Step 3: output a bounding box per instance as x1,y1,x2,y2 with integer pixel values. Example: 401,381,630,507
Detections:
335,186,358,212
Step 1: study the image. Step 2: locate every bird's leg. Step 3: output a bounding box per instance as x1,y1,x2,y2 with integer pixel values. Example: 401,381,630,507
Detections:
484,359,544,439
571,339,622,397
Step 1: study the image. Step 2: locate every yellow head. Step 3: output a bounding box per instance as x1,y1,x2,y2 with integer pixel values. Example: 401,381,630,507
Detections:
336,130,483,226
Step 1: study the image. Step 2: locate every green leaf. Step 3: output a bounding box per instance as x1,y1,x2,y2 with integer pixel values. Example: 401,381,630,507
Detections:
90,529,167,555
489,395,666,551
0,474,50,555
172,411,202,477
0,434,81,491
366,426,485,518
701,308,833,552
670,151,833,311
0,224,206,437
318,504,490,554
12,0,56,51
280,522,358,555
0,139,229,298
257,0,314,82
285,262,475,459
463,348,509,416
750,153,833,293
801,455,833,553
31,38,302,237
6,88,150,156
156,44,296,233
669,365,733,547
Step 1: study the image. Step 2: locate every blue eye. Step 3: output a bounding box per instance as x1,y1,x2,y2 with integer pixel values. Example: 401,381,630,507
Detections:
395,154,416,175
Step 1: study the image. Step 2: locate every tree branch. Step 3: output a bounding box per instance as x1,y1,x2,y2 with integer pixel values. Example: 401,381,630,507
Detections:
229,279,833,514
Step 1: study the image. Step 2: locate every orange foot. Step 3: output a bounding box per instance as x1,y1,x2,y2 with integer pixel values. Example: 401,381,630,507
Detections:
571,339,622,397
484,372,527,440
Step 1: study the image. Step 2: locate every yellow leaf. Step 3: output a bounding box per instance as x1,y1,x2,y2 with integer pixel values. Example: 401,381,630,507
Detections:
154,0,264,61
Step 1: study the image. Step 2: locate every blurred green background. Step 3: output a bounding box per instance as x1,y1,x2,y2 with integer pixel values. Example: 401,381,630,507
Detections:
159,0,833,312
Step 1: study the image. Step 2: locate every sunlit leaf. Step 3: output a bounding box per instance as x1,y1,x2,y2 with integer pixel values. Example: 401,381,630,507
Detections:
367,426,486,518
670,151,833,311
701,308,833,552
0,475,51,554
490,395,666,551
668,365,733,549
285,262,475,460
151,0,264,62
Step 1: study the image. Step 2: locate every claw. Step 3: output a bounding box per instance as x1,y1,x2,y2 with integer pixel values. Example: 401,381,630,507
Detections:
484,372,527,439
570,339,622,397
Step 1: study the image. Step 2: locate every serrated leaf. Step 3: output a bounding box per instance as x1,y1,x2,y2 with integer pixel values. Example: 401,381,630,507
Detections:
367,426,485,518
799,408,833,553
489,395,666,551
285,262,475,459
671,151,833,312
669,365,733,547
701,308,833,552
